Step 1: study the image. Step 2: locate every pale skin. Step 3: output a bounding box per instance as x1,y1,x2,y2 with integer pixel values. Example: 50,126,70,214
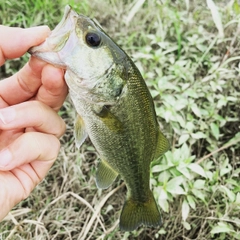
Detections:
0,25,68,221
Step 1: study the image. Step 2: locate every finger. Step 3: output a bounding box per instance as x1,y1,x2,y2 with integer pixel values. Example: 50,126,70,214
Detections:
0,132,60,221
0,131,60,172
0,25,50,66
0,163,47,221
0,57,67,107
0,169,28,220
0,101,66,138
0,58,49,105
34,64,68,111
0,97,9,108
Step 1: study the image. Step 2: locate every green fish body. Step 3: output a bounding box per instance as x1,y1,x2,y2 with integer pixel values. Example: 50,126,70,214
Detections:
29,5,169,231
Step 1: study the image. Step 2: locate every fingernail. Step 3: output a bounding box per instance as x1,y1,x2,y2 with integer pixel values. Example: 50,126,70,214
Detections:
0,149,12,167
0,107,16,124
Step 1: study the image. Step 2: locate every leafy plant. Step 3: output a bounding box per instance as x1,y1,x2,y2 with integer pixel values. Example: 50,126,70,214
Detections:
0,0,240,239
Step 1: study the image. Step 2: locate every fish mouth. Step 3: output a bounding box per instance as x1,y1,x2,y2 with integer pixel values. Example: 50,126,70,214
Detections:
28,5,79,68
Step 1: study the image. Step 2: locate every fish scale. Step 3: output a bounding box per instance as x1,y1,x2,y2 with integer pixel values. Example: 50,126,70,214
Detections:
29,5,170,231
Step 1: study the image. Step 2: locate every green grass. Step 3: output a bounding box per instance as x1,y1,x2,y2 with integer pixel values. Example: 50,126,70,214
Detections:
1,0,240,239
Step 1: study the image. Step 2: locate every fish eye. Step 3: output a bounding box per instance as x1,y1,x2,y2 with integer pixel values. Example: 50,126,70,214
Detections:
85,32,101,47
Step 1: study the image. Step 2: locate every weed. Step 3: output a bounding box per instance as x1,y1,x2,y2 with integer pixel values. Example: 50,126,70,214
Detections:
0,0,240,239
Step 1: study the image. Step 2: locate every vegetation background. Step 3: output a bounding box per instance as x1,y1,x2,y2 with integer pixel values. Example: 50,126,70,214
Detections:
0,0,240,239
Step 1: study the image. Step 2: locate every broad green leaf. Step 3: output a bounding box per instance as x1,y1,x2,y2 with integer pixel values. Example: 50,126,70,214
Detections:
192,189,206,202
187,195,196,209
162,94,176,106
180,143,190,159
220,166,232,177
177,165,191,179
175,98,188,111
205,170,213,180
158,229,167,234
191,103,202,117
236,193,240,204
191,132,207,139
211,222,232,234
193,180,205,189
158,170,171,183
210,122,220,140
188,163,206,178
220,186,235,202
182,199,190,221
182,221,191,230
178,134,189,145
152,164,173,173
158,198,169,213
169,168,182,177
217,97,227,108
227,96,237,102
166,176,184,187
175,114,186,128
186,122,195,132
166,176,185,194
167,185,185,195
224,132,240,146
234,0,240,14
207,0,224,38
150,89,160,98
159,188,168,200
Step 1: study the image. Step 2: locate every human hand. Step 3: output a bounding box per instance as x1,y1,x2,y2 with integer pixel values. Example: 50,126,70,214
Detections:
0,25,68,221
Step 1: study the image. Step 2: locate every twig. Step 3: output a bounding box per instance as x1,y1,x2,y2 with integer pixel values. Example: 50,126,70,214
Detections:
6,227,17,240
80,183,124,240
196,137,240,164
86,217,99,240
125,0,146,25
96,220,119,240
3,208,32,221
5,212,23,239
36,192,105,235
205,216,240,225
219,22,240,66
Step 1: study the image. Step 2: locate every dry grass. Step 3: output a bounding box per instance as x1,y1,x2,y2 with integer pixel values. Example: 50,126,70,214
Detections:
1,0,240,239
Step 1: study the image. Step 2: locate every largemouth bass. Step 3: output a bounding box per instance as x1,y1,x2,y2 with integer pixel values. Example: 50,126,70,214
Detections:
29,5,169,231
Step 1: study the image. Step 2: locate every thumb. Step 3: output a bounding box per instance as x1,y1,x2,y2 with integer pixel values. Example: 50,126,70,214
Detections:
0,25,50,65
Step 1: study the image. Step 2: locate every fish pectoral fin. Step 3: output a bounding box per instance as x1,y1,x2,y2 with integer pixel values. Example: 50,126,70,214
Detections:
74,114,88,149
95,159,118,189
95,105,123,133
154,128,170,159
119,191,161,231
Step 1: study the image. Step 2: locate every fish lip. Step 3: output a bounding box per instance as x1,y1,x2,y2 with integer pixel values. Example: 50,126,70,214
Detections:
50,5,78,38
28,5,75,54
28,5,79,67
53,5,73,33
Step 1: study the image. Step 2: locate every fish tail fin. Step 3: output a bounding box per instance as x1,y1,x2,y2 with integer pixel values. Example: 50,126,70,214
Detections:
119,191,161,231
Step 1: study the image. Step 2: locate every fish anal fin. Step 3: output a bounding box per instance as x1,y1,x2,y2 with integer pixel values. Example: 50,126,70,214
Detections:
154,128,170,160
119,191,162,231
96,159,118,189
74,114,88,149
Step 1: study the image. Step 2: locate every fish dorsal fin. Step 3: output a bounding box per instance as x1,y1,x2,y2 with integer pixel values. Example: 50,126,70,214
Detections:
96,159,119,189
154,128,170,160
74,114,88,149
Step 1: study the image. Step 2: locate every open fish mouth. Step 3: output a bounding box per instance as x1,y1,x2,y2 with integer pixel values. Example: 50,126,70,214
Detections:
28,5,79,68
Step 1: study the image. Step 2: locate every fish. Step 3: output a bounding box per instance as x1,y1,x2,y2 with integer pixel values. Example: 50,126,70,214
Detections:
29,5,169,231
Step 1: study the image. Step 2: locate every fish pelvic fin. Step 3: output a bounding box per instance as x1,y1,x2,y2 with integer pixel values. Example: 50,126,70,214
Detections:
96,159,118,189
74,114,88,149
119,191,161,231
154,128,170,159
